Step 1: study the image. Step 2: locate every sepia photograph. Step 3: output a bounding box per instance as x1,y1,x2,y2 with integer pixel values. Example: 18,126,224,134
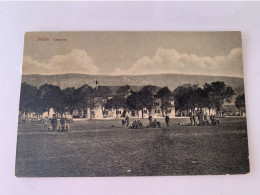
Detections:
15,31,249,177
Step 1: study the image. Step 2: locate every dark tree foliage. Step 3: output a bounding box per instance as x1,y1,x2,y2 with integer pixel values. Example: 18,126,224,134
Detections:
139,85,158,94
116,85,131,95
63,87,77,115
139,85,157,116
157,86,174,116
126,85,156,118
105,95,126,110
32,90,45,117
138,90,155,115
173,84,198,113
19,80,236,119
19,82,39,115
38,83,64,115
126,92,142,111
75,84,96,118
126,92,144,117
203,81,235,114
173,82,235,115
235,93,245,115
195,87,209,109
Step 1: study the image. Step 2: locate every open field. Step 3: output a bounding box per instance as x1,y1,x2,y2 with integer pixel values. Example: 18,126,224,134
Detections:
15,117,249,177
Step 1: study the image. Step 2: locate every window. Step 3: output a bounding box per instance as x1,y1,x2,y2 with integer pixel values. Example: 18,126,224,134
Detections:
155,102,160,106
116,110,122,114
143,110,147,114
155,109,160,113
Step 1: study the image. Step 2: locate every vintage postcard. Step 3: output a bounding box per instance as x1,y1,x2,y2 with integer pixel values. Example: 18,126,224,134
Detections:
16,32,249,177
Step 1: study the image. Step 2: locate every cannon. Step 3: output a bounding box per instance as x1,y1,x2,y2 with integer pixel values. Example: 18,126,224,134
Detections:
130,120,143,129
148,119,161,128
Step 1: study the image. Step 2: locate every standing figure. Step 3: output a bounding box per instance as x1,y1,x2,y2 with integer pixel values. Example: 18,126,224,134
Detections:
192,114,196,126
197,112,201,125
43,116,49,131
148,115,153,122
60,116,66,132
204,113,207,121
51,114,58,131
148,115,153,127
189,112,193,126
198,111,204,125
210,114,213,125
165,115,170,128
125,115,130,127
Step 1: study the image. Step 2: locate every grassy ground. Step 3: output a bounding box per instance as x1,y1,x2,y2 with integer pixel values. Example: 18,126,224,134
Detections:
15,117,249,177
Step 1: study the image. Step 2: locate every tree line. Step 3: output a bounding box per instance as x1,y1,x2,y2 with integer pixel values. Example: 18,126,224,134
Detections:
19,81,245,119
173,82,236,116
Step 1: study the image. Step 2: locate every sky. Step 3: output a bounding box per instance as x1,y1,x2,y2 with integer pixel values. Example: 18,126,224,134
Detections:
22,31,244,77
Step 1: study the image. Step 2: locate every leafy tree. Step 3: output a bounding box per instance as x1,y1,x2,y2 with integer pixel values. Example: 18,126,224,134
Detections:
19,83,39,117
63,87,77,115
235,93,246,116
203,81,235,115
38,84,64,116
195,87,209,110
75,84,96,118
125,86,156,118
139,85,157,116
116,85,131,95
138,90,155,117
139,85,158,94
126,91,143,117
202,83,215,115
173,84,198,115
157,87,174,116
31,90,45,118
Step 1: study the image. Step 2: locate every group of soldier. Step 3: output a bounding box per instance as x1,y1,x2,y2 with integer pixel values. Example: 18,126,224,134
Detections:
43,114,68,132
189,110,219,126
124,115,170,129
44,111,219,131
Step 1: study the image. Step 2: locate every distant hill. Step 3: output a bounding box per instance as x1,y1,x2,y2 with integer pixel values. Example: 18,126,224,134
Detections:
21,73,245,93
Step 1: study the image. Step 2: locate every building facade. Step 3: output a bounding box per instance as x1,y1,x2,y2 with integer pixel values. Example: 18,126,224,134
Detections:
87,86,176,119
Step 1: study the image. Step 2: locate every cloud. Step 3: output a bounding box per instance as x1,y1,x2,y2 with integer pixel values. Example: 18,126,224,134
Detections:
23,47,244,78
114,47,243,77
23,49,99,75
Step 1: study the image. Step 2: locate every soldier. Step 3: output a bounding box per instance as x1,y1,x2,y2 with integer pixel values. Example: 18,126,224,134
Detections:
148,115,153,127
189,112,193,126
51,114,58,131
43,116,49,131
210,114,213,125
198,110,203,126
132,120,138,129
125,115,130,127
192,114,196,126
165,115,170,128
60,116,66,132
204,113,207,121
